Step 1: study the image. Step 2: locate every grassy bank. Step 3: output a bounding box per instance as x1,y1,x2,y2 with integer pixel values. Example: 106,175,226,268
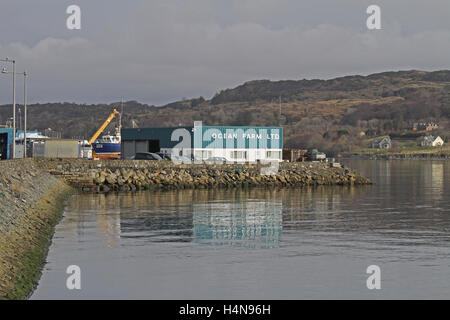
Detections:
0,160,74,300
352,145,450,159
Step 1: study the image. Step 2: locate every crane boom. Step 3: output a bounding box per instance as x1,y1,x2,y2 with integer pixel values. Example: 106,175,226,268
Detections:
89,109,120,145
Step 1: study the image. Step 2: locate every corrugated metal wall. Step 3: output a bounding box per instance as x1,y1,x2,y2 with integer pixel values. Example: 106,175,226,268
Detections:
122,140,135,160
33,142,45,158
121,127,193,149
44,140,80,158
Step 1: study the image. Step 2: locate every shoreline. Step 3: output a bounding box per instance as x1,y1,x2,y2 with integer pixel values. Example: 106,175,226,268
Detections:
347,154,450,161
0,160,74,299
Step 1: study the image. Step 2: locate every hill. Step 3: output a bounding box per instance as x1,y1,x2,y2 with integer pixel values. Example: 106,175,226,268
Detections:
1,70,449,156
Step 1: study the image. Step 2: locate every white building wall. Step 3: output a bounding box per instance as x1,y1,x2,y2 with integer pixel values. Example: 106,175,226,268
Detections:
432,137,444,147
193,148,282,162
160,147,282,162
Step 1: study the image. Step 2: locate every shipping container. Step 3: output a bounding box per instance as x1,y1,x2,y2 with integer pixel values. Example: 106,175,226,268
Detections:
44,139,81,158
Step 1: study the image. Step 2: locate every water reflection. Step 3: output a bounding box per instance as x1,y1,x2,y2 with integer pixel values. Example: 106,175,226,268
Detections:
57,160,450,256
32,160,450,299
64,193,122,248
64,186,366,248
430,163,444,201
193,200,282,248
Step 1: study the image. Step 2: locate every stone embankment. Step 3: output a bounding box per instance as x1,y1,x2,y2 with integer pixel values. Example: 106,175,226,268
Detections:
0,159,73,299
34,158,372,193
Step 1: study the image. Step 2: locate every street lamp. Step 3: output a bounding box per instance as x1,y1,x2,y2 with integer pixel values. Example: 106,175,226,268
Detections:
0,58,16,159
1,66,27,158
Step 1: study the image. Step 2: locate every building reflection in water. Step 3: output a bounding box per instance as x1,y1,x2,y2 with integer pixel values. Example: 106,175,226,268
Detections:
117,189,284,248
193,200,283,248
399,161,446,204
66,193,122,248
64,185,369,248
430,163,444,202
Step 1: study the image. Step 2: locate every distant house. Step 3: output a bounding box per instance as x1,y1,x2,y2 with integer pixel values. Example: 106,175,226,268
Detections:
372,136,392,149
306,149,326,161
413,122,439,132
420,135,444,147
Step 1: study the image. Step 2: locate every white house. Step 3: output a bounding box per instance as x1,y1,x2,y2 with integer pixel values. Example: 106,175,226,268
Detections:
421,135,444,147
372,136,392,149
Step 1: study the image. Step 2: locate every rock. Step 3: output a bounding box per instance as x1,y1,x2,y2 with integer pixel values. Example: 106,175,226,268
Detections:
10,184,25,194
33,159,371,193
95,175,106,185
105,175,117,184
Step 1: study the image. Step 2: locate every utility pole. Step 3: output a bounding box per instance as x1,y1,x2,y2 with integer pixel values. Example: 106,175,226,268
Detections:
1,58,17,159
279,96,282,126
23,71,27,158
3,70,27,158
12,60,16,158
18,108,21,131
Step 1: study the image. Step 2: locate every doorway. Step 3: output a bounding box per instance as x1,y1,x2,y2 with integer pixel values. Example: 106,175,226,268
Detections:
0,133,8,160
148,139,160,153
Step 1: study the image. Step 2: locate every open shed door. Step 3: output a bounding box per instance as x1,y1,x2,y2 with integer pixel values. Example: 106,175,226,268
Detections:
0,133,8,160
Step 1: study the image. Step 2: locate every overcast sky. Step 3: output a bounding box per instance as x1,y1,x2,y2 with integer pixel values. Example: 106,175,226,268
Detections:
1,0,450,105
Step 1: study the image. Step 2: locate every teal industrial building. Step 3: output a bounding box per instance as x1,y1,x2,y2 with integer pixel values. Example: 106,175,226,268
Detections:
0,128,43,159
121,124,283,162
0,128,12,160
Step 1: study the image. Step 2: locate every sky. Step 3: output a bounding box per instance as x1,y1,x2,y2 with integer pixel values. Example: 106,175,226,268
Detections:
1,0,450,105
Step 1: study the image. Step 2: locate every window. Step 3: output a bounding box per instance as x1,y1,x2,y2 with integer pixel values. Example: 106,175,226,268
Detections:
230,151,247,159
195,150,212,159
266,151,281,159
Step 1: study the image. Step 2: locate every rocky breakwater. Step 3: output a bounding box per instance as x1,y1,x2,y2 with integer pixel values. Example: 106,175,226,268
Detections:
36,159,372,193
0,159,73,299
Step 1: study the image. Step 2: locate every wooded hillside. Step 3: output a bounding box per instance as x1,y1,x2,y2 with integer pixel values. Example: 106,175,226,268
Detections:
1,70,449,156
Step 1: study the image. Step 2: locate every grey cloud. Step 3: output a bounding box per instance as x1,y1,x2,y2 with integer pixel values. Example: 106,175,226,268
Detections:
0,0,450,105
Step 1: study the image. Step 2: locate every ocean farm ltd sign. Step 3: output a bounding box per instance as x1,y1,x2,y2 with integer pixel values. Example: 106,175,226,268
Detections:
193,124,283,149
210,131,280,140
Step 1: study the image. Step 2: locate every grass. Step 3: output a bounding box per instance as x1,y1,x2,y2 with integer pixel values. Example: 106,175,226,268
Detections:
353,144,450,156
2,182,75,300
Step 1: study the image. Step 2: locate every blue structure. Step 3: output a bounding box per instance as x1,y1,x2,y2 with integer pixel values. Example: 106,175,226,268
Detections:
0,128,14,159
121,124,283,162
0,129,41,159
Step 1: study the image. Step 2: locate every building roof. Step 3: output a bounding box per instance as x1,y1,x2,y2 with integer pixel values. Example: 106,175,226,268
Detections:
422,135,443,143
373,136,391,144
422,135,435,142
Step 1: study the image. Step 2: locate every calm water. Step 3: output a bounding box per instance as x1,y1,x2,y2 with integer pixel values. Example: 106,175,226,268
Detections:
32,160,450,299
